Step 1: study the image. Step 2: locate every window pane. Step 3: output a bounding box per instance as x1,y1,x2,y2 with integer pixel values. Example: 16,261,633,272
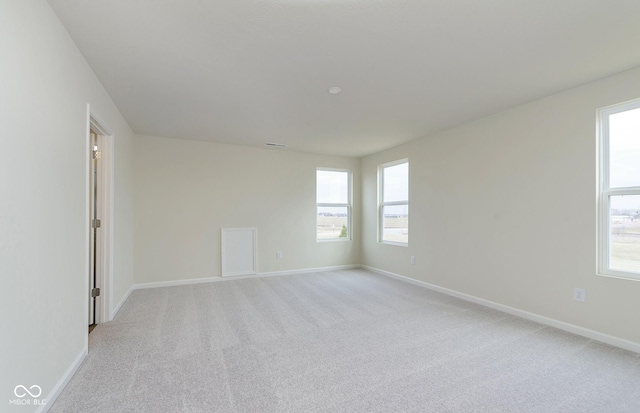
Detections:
382,204,408,243
610,195,640,274
317,206,348,240
383,162,408,203
317,170,349,204
609,107,640,188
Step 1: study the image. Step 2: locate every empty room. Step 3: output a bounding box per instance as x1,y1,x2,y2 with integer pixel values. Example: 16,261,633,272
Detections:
2,0,640,412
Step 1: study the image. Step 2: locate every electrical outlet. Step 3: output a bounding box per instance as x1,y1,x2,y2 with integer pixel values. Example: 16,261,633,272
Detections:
276,251,282,259
574,288,586,302
410,256,415,265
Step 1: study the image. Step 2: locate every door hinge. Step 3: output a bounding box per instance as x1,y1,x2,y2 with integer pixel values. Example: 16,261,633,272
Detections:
91,287,100,298
93,150,102,160
92,219,101,229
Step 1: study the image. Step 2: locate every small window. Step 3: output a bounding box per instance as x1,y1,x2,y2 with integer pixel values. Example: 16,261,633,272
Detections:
379,160,408,245
317,169,351,241
599,99,640,280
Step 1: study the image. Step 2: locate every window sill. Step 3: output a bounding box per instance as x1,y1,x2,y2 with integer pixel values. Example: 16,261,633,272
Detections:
380,240,408,247
597,271,640,282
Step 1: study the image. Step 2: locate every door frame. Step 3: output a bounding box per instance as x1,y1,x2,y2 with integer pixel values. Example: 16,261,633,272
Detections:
85,105,114,332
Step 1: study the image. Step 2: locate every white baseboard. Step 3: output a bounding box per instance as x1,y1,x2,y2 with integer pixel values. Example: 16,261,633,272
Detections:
258,264,358,278
133,276,221,290
131,265,360,290
37,347,87,413
362,265,640,354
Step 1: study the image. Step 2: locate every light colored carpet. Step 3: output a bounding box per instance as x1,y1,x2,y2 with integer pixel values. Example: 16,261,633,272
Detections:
50,269,640,412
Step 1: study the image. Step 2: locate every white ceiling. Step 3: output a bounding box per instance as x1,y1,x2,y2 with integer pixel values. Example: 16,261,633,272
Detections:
48,0,640,157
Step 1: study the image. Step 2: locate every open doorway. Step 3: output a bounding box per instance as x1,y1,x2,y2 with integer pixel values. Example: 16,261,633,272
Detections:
87,112,113,334
88,129,102,332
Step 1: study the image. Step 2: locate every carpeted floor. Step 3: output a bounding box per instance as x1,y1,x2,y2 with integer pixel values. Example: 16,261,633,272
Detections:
50,269,640,412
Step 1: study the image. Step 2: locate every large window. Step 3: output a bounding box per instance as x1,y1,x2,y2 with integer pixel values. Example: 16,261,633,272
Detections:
379,159,408,245
599,99,640,279
317,169,351,241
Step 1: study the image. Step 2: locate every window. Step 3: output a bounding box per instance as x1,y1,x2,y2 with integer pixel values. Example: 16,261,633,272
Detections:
599,99,640,279
379,159,408,245
317,169,351,241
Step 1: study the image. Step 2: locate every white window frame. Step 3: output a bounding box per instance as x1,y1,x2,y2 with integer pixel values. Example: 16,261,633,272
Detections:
598,98,640,281
378,159,409,246
316,168,352,242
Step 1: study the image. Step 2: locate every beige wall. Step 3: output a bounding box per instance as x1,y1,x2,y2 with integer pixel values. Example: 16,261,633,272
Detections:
362,67,640,345
134,136,360,284
0,0,135,407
